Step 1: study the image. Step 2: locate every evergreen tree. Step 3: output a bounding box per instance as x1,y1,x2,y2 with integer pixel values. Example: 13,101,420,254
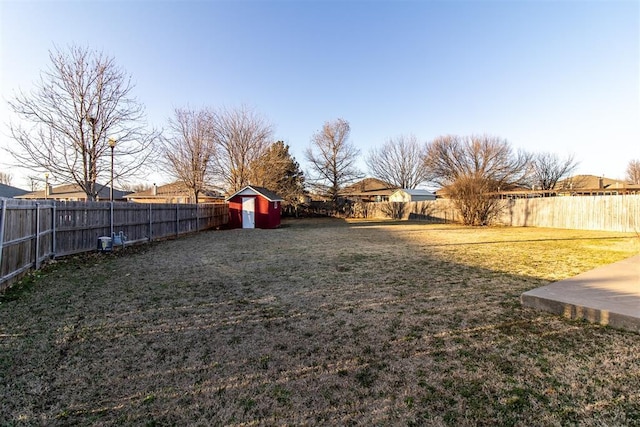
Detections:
250,141,306,215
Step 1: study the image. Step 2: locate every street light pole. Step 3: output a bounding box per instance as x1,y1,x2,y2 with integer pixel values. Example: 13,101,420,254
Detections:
108,138,116,202
44,172,49,200
108,138,116,240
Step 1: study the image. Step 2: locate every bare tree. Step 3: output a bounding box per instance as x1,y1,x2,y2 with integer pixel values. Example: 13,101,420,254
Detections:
305,118,362,208
366,134,428,189
530,152,579,190
626,159,640,184
6,45,159,200
424,134,531,226
213,105,273,193
25,175,43,192
0,171,12,185
162,107,217,203
119,182,150,193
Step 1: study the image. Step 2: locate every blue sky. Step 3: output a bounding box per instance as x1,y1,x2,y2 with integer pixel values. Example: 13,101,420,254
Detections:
1,0,638,189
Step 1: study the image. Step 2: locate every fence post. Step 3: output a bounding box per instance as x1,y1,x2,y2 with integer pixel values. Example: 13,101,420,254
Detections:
35,203,41,270
148,204,153,242
176,204,179,237
52,202,57,258
110,201,114,239
0,199,6,273
197,204,200,232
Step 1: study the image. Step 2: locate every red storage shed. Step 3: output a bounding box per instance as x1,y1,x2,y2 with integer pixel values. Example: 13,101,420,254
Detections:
226,186,284,229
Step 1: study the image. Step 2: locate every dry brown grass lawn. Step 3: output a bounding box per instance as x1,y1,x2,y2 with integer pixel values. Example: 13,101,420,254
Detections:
1,218,639,426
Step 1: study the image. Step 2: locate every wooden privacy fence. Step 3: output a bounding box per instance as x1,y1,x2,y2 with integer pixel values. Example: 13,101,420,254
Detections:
0,199,228,290
355,195,640,232
351,200,460,223
495,195,640,232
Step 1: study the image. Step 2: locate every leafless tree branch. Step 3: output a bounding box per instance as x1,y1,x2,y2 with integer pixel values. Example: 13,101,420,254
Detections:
212,105,273,193
366,134,428,189
626,159,640,184
305,118,363,206
0,171,12,186
530,152,579,190
424,134,531,225
5,45,159,200
162,107,217,203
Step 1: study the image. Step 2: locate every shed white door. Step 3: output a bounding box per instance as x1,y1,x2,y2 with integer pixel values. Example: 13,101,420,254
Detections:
242,197,255,229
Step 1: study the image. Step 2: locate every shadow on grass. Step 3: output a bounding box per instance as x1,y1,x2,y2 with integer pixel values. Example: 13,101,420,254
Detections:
420,236,635,247
1,219,639,426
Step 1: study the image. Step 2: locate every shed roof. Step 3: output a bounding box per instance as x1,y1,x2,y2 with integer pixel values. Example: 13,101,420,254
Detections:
226,185,284,202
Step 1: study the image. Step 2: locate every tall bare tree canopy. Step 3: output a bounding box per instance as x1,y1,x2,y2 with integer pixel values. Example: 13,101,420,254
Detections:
0,172,12,186
366,134,428,189
250,140,305,214
626,159,640,184
163,107,217,203
424,135,530,225
6,45,159,200
25,175,44,192
305,118,362,206
213,106,273,193
530,152,579,190
120,182,150,193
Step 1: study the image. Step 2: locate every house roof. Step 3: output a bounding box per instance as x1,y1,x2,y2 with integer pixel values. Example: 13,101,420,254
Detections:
554,175,638,191
435,175,640,197
0,183,29,198
340,178,398,195
16,183,131,200
435,182,529,197
554,175,622,190
125,181,224,199
226,185,284,202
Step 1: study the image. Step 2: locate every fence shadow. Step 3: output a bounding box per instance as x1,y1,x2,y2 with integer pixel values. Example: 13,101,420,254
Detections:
0,198,228,290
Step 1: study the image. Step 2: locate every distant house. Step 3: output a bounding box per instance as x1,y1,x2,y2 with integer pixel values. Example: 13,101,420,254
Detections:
553,175,640,196
496,175,640,198
0,183,28,199
125,182,225,204
16,183,130,201
389,189,436,202
339,178,398,202
227,186,284,229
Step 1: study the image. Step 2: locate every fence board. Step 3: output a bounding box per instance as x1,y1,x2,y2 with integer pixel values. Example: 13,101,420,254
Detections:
0,199,228,290
357,195,640,232
495,195,640,232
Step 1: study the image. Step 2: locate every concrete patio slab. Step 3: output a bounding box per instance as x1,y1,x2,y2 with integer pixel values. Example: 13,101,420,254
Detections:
521,255,640,333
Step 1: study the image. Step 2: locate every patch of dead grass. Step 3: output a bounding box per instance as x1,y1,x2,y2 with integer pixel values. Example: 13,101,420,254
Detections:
1,219,639,425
